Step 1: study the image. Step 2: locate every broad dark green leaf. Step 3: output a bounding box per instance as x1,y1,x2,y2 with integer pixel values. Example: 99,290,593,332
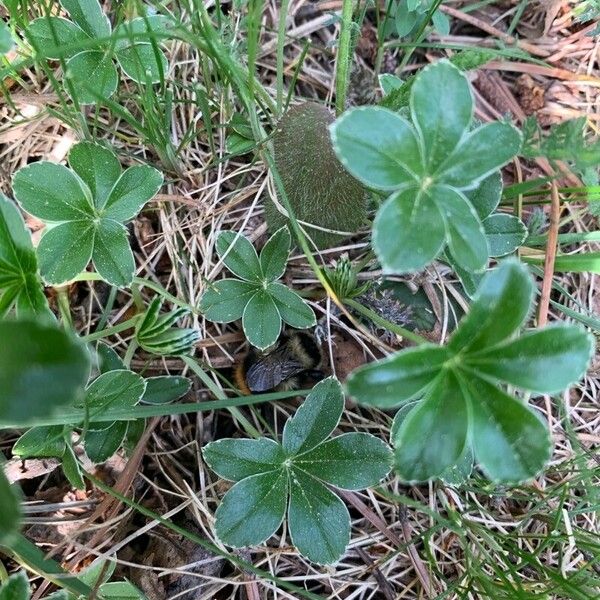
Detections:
97,342,126,373
347,344,449,408
373,187,446,273
0,320,89,425
37,221,95,284
440,444,474,486
115,44,168,84
216,231,262,282
78,558,116,588
85,421,128,463
390,401,419,445
446,252,483,298
394,371,469,482
437,185,488,272
66,50,119,104
410,60,472,170
69,141,122,209
242,290,281,350
0,18,13,54
0,194,50,318
440,122,522,188
464,376,551,483
141,376,191,404
98,581,145,598
103,165,163,220
93,218,135,287
379,73,404,95
0,471,21,547
483,213,527,257
203,438,286,481
215,470,288,547
0,570,29,600
330,106,422,190
85,370,145,414
449,260,533,354
26,16,90,59
13,426,66,458
266,282,315,329
466,170,502,220
13,161,93,221
295,432,392,490
466,326,594,394
60,0,111,39
260,226,290,281
61,440,85,489
200,279,258,323
283,377,344,456
288,468,350,565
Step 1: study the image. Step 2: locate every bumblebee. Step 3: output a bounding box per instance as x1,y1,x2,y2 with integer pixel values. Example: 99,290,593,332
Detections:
234,331,324,394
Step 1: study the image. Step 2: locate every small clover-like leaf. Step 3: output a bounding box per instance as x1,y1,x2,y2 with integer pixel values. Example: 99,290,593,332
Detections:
288,468,350,565
114,15,173,50
141,376,191,405
0,471,21,547
13,426,66,458
483,213,528,257
115,44,168,84
203,438,286,481
466,170,502,220
283,377,344,455
267,282,315,329
0,18,13,54
373,187,446,273
330,106,422,190
60,0,111,39
62,439,85,489
294,432,392,490
242,290,281,350
93,218,135,287
85,370,146,414
199,279,258,323
66,50,119,104
215,470,288,547
85,421,128,463
347,344,449,408
0,570,29,600
216,231,262,282
260,226,290,281
26,16,90,59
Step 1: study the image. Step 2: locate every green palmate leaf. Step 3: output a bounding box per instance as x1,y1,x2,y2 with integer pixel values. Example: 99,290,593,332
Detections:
483,213,527,257
85,370,146,414
466,170,502,220
141,376,191,404
449,260,533,353
0,194,50,319
439,121,522,188
266,282,315,329
12,161,93,221
288,469,349,565
295,433,392,490
13,426,66,458
410,61,473,170
373,187,446,273
462,375,551,483
438,185,488,272
0,471,21,547
37,221,95,285
215,470,288,547
466,326,594,394
115,44,168,84
69,142,121,209
394,371,469,482
85,421,128,463
282,377,344,455
203,438,286,481
242,290,281,350
61,439,85,489
199,279,258,322
27,16,90,59
216,231,262,282
66,50,119,104
60,0,111,39
260,226,290,281
0,320,89,425
92,218,135,287
0,571,29,600
347,344,449,408
103,165,163,220
330,107,422,190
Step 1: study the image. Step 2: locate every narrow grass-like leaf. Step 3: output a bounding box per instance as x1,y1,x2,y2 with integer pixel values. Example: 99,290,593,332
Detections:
282,377,344,455
347,344,449,408
66,50,119,104
267,282,315,328
200,279,258,322
85,421,128,463
288,469,350,565
242,290,281,350
93,219,135,286
484,213,527,257
260,226,290,281
103,165,163,220
216,231,262,282
26,17,90,59
60,0,111,39
203,438,286,481
215,470,288,547
373,187,446,273
295,433,392,489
